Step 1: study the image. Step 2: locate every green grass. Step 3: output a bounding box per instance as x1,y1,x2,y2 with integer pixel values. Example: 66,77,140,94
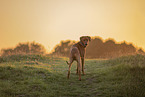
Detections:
0,54,145,97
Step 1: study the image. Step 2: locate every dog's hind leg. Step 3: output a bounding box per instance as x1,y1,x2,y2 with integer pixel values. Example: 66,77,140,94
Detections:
76,66,78,75
67,58,74,79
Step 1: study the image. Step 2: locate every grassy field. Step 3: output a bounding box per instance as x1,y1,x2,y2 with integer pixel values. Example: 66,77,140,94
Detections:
0,54,145,97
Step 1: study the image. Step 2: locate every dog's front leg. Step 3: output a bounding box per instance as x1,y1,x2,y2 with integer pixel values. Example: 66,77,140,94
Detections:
81,58,85,75
77,61,81,81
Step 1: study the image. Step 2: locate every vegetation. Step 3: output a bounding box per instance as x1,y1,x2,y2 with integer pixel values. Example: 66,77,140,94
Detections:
52,37,145,58
1,42,46,56
52,40,76,57
0,54,145,97
1,36,144,58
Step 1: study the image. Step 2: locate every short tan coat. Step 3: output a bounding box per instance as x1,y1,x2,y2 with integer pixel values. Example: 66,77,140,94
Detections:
66,36,91,81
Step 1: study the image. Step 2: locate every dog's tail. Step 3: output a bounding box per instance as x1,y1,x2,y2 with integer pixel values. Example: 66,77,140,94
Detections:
66,61,69,65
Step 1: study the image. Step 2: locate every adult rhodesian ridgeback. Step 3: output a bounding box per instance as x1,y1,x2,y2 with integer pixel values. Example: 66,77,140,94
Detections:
66,36,91,81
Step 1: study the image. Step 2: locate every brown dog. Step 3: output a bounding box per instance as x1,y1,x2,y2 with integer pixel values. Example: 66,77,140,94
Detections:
66,36,91,81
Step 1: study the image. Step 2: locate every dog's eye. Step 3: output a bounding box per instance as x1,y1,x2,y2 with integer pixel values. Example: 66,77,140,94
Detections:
84,39,88,41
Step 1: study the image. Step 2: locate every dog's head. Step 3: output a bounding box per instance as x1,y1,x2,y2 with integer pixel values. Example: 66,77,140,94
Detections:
80,36,91,47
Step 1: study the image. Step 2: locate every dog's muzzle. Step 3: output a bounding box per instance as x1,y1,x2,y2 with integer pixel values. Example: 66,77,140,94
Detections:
85,43,88,46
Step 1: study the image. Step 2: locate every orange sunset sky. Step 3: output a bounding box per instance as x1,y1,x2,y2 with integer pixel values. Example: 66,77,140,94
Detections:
0,0,145,53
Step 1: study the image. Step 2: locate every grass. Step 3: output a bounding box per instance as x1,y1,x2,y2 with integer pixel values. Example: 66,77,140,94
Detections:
0,54,145,97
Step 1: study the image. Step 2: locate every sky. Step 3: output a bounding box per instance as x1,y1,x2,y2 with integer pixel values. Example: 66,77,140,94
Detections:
0,0,145,53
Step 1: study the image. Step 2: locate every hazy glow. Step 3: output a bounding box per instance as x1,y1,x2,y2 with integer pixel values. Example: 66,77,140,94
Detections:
0,0,145,52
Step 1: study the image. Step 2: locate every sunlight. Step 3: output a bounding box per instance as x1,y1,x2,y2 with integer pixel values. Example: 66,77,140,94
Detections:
0,0,145,52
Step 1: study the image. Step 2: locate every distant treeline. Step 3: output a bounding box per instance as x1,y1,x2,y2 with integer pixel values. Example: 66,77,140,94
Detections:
1,37,144,58
52,37,145,58
1,42,46,56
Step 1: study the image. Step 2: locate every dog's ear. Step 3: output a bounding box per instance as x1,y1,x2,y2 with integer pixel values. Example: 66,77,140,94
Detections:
87,36,91,41
80,36,84,41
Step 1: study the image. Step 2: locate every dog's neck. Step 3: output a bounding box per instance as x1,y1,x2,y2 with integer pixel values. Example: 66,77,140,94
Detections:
79,41,86,48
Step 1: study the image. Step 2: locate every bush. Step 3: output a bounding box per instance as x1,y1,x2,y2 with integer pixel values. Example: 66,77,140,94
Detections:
51,37,143,58
1,42,46,56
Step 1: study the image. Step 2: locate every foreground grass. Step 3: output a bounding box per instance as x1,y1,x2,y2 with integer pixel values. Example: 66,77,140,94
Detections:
0,54,145,97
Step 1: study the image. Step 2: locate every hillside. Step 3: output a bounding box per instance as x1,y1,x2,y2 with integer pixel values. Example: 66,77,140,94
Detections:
0,54,145,97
